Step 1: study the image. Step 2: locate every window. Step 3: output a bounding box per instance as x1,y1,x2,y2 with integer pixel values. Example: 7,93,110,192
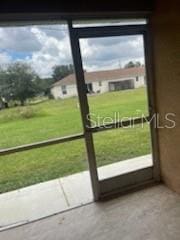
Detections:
61,85,67,95
0,23,83,149
0,22,86,196
136,76,139,82
99,81,102,86
86,83,93,93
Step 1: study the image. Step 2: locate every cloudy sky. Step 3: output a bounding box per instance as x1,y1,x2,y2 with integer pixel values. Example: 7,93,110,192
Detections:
0,24,145,78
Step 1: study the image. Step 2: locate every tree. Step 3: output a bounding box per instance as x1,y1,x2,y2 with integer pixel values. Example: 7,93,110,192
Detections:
134,61,141,67
124,61,141,68
0,62,41,106
0,67,13,102
52,64,74,82
0,68,10,108
35,77,54,97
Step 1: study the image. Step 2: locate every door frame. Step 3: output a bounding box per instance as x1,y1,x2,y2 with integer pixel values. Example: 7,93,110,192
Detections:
68,20,160,199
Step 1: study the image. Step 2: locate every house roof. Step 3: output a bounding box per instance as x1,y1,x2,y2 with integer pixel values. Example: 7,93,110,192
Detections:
52,66,145,87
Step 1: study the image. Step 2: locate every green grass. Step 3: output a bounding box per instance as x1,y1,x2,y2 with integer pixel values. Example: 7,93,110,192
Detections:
0,88,151,193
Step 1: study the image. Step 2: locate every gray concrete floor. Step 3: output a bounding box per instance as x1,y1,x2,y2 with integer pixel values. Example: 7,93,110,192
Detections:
0,184,180,240
0,155,152,230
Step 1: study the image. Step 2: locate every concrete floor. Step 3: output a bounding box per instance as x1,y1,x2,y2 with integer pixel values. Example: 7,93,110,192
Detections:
0,155,152,230
1,184,180,240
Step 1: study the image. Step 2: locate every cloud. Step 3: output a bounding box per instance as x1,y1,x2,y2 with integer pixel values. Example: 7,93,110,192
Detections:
0,25,144,77
80,35,144,71
0,51,12,67
0,27,41,53
37,25,67,40
28,26,72,77
0,25,73,77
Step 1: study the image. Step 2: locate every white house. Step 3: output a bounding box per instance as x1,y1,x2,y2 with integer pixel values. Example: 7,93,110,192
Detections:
51,67,146,99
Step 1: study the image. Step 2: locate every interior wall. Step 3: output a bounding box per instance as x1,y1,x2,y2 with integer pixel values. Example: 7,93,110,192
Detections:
149,0,180,193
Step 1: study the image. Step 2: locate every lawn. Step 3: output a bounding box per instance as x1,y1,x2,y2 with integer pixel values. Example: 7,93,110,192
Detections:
0,88,152,193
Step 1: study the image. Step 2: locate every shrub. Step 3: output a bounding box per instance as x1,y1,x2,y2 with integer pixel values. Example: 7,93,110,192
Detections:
18,106,36,119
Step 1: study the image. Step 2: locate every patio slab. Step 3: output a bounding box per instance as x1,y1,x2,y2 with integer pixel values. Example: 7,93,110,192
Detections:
60,171,93,207
0,154,152,231
0,179,68,229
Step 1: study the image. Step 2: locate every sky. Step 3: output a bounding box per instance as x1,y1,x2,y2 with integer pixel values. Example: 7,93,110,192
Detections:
0,24,145,78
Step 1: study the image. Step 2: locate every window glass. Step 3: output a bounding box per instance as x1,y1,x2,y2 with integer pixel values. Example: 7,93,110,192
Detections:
79,35,149,128
0,140,88,193
62,85,67,95
0,24,82,149
94,123,152,180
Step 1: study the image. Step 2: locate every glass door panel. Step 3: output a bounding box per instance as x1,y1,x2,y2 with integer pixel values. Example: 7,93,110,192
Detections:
68,21,159,198
79,35,149,121
79,33,153,181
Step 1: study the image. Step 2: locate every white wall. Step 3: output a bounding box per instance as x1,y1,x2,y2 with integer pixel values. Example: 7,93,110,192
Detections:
51,84,78,99
51,75,145,99
91,81,109,94
134,76,145,88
